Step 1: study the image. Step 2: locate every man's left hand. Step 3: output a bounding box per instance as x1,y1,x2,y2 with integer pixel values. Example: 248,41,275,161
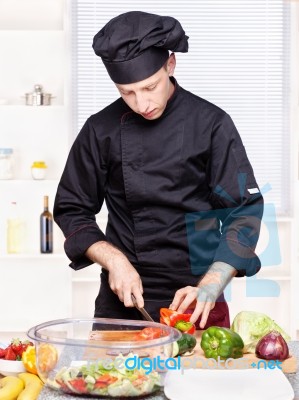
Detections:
169,262,237,329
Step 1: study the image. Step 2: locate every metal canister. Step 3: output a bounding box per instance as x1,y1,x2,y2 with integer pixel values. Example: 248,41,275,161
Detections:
25,84,53,106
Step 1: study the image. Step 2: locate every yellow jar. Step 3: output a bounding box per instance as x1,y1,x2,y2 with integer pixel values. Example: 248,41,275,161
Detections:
31,161,47,180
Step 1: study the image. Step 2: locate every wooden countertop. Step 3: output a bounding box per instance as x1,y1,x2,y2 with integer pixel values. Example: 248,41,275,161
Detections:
189,331,297,373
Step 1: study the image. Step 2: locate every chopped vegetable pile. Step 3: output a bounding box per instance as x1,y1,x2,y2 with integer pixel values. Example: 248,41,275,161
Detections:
51,354,162,397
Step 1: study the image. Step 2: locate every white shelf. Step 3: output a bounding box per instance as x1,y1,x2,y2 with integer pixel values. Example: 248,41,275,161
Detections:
0,105,65,109
0,29,64,34
72,278,100,283
262,215,294,223
0,179,59,184
275,216,294,222
0,253,66,260
254,276,291,281
233,275,291,282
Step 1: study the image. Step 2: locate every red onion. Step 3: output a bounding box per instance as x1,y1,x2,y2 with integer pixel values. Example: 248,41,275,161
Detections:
255,330,289,361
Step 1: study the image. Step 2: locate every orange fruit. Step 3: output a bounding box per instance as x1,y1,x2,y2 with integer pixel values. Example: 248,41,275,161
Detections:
37,343,58,372
22,345,38,375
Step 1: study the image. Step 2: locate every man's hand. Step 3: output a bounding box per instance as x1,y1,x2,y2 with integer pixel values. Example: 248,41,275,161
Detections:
85,241,144,308
169,262,237,329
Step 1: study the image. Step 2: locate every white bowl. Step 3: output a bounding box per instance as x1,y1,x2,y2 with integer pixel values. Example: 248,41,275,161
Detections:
0,359,26,377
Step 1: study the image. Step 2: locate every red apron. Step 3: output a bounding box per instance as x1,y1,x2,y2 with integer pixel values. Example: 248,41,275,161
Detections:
185,294,230,330
192,295,230,329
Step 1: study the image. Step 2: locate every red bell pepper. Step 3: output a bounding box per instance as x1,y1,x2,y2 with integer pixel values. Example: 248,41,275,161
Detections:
160,308,196,334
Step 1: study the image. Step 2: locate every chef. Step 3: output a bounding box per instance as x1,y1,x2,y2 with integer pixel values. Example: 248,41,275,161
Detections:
54,11,264,329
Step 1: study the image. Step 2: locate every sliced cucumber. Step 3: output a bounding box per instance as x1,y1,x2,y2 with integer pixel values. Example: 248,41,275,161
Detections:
171,342,180,357
171,333,197,357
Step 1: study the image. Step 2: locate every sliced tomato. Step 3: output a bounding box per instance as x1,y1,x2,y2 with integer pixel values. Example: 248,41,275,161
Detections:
134,327,167,341
69,377,88,393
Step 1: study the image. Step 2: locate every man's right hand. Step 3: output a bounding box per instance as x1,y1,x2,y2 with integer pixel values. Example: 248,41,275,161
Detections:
85,241,144,308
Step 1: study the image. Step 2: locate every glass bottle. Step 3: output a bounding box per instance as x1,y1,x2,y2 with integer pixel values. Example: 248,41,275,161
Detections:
7,201,24,253
0,148,14,179
40,195,53,253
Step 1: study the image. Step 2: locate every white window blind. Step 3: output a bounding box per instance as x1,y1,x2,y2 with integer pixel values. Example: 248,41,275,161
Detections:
71,0,291,215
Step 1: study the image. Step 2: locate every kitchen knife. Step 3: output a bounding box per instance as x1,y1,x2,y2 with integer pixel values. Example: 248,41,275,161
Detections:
131,294,155,322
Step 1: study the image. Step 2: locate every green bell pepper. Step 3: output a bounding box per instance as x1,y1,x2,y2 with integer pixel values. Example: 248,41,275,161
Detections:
200,326,244,360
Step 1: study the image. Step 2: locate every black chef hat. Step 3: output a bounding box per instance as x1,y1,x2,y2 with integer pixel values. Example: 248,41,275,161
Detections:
92,11,189,84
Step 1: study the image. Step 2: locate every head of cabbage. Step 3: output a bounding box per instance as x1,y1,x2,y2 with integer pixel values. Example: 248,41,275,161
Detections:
231,311,290,353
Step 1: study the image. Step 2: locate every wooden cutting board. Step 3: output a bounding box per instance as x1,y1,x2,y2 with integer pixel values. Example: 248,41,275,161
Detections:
87,330,297,373
184,331,297,374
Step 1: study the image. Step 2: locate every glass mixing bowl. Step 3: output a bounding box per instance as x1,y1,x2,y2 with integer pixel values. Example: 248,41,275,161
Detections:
27,318,181,397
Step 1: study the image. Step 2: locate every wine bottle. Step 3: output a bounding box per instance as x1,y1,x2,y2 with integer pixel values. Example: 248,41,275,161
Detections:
40,195,53,253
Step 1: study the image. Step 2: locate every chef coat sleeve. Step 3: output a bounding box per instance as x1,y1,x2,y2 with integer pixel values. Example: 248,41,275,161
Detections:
54,118,107,270
208,112,264,277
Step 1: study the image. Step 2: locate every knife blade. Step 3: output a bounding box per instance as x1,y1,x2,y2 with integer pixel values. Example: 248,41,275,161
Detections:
131,294,155,322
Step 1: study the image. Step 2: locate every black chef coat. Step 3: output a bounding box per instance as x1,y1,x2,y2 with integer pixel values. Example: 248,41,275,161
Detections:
54,78,263,320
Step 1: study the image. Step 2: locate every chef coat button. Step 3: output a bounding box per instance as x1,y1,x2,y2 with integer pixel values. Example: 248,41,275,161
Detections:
131,164,139,171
